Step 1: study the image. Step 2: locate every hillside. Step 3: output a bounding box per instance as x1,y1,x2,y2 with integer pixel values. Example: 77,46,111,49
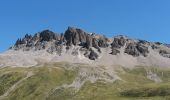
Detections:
0,63,170,100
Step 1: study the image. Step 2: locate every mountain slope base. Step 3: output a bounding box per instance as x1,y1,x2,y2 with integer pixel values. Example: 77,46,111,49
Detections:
0,63,170,100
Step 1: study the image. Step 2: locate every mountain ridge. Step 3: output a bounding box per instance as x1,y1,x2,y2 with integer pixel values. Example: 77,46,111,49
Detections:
0,26,170,67
11,27,170,58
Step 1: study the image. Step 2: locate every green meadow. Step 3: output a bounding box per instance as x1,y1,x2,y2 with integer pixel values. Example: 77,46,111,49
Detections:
0,63,170,100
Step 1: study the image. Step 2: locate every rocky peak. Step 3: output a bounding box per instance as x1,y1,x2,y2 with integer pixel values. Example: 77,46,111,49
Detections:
64,27,109,49
111,36,126,48
24,34,32,39
39,30,57,42
11,27,170,61
64,27,87,46
110,36,126,55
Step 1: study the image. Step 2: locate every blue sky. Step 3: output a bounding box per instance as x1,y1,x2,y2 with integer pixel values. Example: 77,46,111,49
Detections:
0,0,170,52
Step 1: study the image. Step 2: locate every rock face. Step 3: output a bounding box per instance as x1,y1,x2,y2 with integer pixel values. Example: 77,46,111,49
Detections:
112,36,126,48
136,43,149,57
12,27,107,60
125,41,149,57
64,27,87,46
13,30,59,51
110,36,126,55
97,36,109,48
39,30,57,41
125,43,140,57
11,26,170,60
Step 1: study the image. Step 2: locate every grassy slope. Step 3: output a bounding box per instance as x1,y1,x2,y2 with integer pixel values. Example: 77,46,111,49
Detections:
0,67,26,96
48,66,170,100
0,63,170,100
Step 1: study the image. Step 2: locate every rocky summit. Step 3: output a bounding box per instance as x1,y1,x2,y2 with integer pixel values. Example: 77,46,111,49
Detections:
0,26,170,68
12,27,110,60
11,27,170,60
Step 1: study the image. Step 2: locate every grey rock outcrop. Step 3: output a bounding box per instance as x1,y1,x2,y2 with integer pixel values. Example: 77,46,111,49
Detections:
85,35,93,49
64,27,87,46
12,27,108,60
136,43,149,57
110,36,126,55
39,30,57,41
97,36,109,48
13,30,59,52
92,38,101,52
111,37,126,48
125,43,140,57
125,41,149,57
11,26,170,60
